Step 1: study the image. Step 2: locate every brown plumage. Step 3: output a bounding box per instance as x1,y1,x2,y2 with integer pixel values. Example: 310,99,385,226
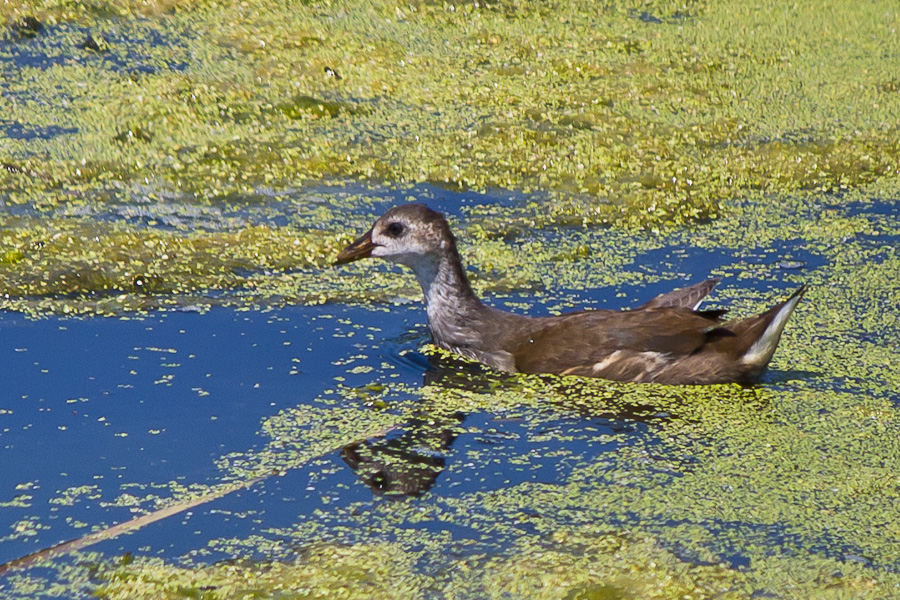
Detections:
336,204,806,385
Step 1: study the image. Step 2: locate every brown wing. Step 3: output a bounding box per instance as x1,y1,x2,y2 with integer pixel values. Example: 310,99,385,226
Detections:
512,307,728,378
639,279,720,310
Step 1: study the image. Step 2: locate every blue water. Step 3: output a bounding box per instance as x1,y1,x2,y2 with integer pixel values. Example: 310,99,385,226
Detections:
0,295,643,567
0,305,393,563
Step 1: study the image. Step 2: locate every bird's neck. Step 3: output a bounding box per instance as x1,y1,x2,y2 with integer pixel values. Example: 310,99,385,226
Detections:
412,249,486,346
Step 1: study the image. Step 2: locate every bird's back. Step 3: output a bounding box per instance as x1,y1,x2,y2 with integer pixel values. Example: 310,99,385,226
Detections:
507,286,805,384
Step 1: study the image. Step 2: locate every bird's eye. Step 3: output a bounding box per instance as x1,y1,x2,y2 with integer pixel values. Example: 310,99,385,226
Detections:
386,222,405,237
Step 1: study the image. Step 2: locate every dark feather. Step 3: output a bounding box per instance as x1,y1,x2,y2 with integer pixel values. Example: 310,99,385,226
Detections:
640,278,720,310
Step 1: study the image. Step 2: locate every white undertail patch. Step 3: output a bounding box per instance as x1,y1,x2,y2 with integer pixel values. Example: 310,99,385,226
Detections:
741,292,803,368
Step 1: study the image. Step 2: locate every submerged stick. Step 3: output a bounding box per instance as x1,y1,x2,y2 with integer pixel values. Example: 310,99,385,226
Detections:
0,476,265,576
0,424,399,576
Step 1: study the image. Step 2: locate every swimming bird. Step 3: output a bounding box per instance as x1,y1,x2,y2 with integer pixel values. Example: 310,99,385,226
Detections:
336,204,805,385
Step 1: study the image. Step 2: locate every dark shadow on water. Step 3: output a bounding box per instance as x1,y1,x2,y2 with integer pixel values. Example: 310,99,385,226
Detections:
341,413,462,498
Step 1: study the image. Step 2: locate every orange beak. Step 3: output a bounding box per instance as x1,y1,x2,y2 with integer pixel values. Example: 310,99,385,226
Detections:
335,228,376,265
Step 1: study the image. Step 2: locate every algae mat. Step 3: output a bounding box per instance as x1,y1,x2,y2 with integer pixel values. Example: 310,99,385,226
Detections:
1,0,900,598
1,0,899,310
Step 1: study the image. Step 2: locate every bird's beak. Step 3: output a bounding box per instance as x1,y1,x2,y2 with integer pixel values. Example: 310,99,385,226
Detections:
335,228,376,265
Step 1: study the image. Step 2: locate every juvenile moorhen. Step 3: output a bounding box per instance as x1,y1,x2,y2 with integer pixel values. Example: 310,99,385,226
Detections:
336,204,806,385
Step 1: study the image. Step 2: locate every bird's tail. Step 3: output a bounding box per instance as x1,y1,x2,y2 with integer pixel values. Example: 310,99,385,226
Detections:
727,285,806,375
